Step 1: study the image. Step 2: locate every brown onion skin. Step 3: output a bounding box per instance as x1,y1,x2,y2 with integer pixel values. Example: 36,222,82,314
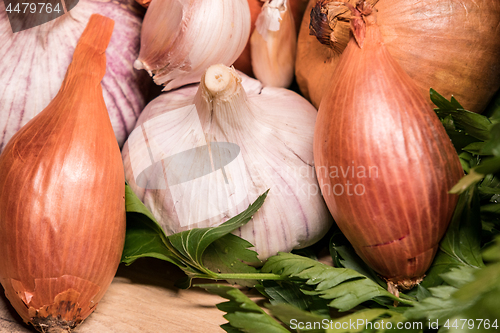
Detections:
0,15,125,331
313,6,463,285
297,0,500,113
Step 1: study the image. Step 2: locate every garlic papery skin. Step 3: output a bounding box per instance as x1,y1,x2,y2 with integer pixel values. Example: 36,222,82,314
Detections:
134,0,251,91
250,0,297,87
0,0,149,151
122,64,332,260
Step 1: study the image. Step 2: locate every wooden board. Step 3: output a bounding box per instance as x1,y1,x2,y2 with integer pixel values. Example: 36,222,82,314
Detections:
0,259,229,332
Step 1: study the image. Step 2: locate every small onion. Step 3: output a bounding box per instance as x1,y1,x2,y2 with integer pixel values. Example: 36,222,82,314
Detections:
297,0,500,113
0,0,149,151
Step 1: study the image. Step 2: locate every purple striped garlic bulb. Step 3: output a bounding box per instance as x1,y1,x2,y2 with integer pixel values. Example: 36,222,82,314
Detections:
122,64,332,260
0,0,149,150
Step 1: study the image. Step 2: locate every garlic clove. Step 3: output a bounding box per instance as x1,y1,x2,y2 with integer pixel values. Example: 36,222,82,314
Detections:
135,0,251,91
123,64,332,260
250,0,297,88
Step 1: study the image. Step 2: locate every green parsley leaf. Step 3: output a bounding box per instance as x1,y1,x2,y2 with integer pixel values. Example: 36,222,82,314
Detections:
199,284,290,333
261,253,411,311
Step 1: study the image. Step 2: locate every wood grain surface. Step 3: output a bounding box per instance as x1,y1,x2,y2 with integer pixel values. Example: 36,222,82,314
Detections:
0,259,230,332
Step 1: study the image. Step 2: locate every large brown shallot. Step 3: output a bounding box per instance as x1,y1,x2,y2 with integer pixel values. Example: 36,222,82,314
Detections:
313,2,463,290
0,15,125,332
297,0,500,113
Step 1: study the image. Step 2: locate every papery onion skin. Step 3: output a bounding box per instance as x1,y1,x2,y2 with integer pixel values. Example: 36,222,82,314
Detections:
122,66,332,260
0,15,125,332
297,0,500,113
0,0,148,152
313,4,463,286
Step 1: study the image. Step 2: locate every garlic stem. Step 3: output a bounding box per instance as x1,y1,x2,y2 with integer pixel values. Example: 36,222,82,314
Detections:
195,65,255,135
255,0,287,40
203,64,241,100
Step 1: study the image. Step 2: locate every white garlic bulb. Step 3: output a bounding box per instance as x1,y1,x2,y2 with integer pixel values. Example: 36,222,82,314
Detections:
134,0,251,91
122,64,332,260
250,0,297,88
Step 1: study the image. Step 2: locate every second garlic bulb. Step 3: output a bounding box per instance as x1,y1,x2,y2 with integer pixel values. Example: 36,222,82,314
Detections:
135,0,251,91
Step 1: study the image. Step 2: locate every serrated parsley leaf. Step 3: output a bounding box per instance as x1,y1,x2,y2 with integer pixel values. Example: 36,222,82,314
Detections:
123,187,277,282
199,284,290,333
203,234,261,287
261,253,410,311
257,280,330,316
167,190,268,269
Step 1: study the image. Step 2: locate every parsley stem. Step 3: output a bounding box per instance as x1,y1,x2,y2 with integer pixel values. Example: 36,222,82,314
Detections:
210,273,285,280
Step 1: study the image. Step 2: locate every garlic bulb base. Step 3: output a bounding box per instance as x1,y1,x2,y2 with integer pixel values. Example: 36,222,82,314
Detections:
204,65,236,95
